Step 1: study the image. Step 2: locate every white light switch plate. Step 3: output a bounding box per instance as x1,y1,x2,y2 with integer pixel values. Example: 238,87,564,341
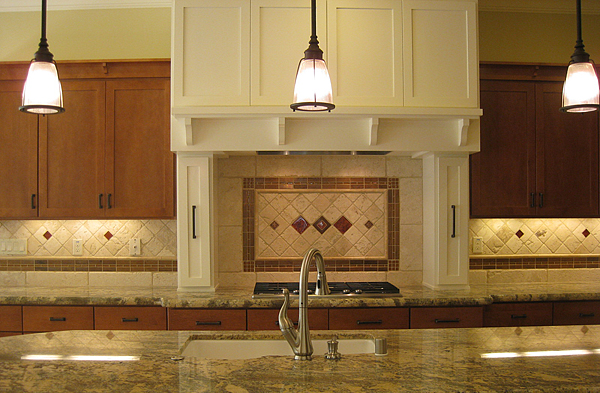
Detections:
0,239,27,255
472,237,483,254
73,239,83,256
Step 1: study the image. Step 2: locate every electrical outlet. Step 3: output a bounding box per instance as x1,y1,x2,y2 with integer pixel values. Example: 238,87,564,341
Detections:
129,238,141,256
73,239,83,256
472,237,483,254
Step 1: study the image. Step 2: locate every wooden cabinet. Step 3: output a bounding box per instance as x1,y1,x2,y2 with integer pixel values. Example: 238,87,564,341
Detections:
483,302,553,327
0,82,38,219
247,308,328,331
22,306,94,333
553,301,600,326
471,65,600,218
0,305,22,334
410,306,483,329
168,309,247,331
328,307,409,330
0,61,174,220
94,306,167,330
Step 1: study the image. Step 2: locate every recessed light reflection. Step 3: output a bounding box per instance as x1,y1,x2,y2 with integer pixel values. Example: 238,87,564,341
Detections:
21,355,140,361
482,349,600,359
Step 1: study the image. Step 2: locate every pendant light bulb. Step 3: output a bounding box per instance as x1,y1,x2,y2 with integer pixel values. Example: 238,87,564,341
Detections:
290,0,335,112
560,0,599,113
20,0,64,115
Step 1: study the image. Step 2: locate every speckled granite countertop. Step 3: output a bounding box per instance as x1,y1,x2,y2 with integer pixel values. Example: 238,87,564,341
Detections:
3,282,600,308
2,326,600,392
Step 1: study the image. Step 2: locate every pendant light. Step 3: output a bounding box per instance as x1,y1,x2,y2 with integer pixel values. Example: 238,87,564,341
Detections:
560,0,599,113
290,0,335,112
20,0,64,115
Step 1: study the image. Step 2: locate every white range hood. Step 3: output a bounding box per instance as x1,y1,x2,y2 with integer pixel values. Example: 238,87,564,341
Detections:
171,0,481,292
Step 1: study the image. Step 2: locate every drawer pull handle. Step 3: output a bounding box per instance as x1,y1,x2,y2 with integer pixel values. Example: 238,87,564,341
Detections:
99,194,104,209
511,314,527,319
579,313,595,318
49,317,66,322
195,321,222,326
450,205,456,238
31,194,36,209
435,318,460,323
192,205,197,239
122,318,139,323
357,320,383,325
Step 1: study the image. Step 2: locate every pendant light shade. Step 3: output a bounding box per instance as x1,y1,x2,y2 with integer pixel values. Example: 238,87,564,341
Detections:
20,0,64,115
290,0,334,112
560,0,599,113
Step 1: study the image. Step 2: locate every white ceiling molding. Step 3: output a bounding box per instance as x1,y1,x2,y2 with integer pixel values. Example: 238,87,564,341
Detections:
0,0,170,12
480,0,600,15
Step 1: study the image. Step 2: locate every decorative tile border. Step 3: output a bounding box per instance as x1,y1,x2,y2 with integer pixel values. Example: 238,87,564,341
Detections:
470,256,600,270
243,177,399,272
0,259,177,272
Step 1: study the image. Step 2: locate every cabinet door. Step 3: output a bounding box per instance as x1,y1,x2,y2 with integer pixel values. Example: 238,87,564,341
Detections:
22,306,94,332
94,306,167,330
0,81,38,218
105,79,174,218
328,0,402,106
483,302,553,327
328,307,409,330
168,309,247,330
410,306,483,329
0,305,22,332
553,301,600,325
470,80,536,217
535,82,599,217
39,80,105,218
247,308,328,330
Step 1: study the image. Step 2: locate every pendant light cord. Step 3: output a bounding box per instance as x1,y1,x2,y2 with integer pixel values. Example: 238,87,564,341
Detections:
571,0,590,63
304,0,323,60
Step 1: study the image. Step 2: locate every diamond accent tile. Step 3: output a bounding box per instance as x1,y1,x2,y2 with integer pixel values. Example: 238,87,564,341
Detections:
334,216,352,234
583,229,591,238
104,231,113,241
364,220,374,229
270,221,279,230
313,216,331,234
43,231,52,240
582,326,589,334
291,216,309,235
515,230,524,239
106,331,115,339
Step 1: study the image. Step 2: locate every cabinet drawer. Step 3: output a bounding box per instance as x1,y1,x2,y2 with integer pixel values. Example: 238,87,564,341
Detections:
329,308,409,330
0,305,22,332
94,306,167,330
0,332,21,337
483,302,553,327
410,307,483,329
168,309,246,331
247,308,328,331
23,306,94,332
553,301,600,325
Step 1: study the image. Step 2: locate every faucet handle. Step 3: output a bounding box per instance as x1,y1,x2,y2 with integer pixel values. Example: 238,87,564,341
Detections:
278,288,295,332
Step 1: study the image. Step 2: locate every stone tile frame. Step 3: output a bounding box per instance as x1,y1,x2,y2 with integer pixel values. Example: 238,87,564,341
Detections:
243,177,399,272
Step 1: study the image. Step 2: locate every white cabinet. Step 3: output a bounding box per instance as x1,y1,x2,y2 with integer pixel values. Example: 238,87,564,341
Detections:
172,0,478,109
177,155,215,291
422,154,470,289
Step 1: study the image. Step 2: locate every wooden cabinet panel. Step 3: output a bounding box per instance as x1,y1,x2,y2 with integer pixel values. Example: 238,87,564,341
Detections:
0,82,38,219
535,82,599,217
22,306,94,332
105,79,174,218
483,302,553,327
168,309,247,331
247,308,328,331
0,305,22,332
410,306,483,329
0,332,22,337
553,301,600,326
38,80,105,218
329,307,409,330
94,306,167,330
471,80,536,217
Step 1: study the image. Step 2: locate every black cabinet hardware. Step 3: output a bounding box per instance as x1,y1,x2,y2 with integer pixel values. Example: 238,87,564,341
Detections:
31,194,36,209
357,320,383,325
579,313,595,318
195,321,221,326
435,318,460,323
511,314,527,319
539,192,544,208
530,193,536,208
451,205,456,238
192,205,197,239
107,194,112,209
49,317,66,322
121,318,139,323
99,194,103,209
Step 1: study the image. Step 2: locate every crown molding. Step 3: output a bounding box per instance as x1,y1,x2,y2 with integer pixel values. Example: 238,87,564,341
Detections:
0,0,170,12
479,0,600,15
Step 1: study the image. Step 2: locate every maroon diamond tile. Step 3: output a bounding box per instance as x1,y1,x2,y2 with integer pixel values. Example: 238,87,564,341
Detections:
104,231,113,241
364,220,374,230
515,230,524,239
313,216,331,234
334,216,352,234
583,229,591,238
43,231,52,240
270,221,279,230
291,216,309,234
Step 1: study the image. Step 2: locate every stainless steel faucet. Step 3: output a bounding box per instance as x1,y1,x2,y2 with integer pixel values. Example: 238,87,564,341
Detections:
278,248,330,360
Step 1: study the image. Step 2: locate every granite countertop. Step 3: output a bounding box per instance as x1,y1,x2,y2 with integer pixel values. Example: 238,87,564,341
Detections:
3,282,600,308
2,325,600,392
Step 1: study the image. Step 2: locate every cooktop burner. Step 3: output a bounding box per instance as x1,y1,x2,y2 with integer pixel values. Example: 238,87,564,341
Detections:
252,281,400,298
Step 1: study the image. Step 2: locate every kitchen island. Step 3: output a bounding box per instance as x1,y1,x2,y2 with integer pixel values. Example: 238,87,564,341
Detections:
1,325,600,392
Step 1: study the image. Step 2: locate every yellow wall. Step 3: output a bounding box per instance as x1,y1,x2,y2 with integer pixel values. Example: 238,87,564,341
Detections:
0,8,170,62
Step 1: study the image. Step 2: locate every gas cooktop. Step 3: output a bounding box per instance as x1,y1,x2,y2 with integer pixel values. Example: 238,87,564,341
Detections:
252,282,401,298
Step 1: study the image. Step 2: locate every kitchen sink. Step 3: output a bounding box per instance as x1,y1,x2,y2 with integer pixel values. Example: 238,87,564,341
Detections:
252,281,401,298
179,336,377,360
